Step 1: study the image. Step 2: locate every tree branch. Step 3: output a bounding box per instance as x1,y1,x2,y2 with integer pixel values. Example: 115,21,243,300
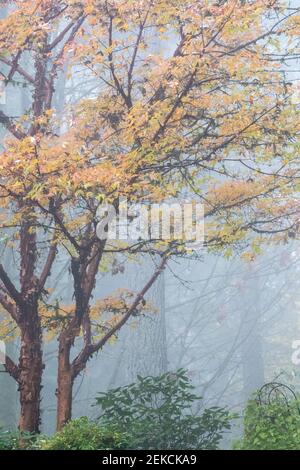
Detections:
72,254,169,377
0,285,19,323
0,264,23,307
46,17,83,52
0,57,35,84
38,241,57,293
0,110,25,140
2,354,19,383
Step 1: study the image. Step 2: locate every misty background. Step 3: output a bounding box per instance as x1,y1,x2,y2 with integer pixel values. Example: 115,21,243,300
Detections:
1,3,300,448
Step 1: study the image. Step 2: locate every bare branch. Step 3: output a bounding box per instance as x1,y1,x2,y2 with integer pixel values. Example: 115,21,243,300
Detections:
38,241,57,293
0,264,23,307
0,286,19,323
72,254,168,377
0,110,25,140
46,17,83,52
0,55,34,85
108,16,131,108
3,354,19,383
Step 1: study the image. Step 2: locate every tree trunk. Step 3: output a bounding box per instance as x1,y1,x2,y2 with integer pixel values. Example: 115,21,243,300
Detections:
18,312,43,433
56,336,73,431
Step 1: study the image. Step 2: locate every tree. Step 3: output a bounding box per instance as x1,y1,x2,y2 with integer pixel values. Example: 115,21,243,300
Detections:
0,0,300,433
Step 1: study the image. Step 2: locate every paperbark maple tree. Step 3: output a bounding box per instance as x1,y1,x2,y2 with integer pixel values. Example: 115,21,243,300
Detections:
0,0,300,433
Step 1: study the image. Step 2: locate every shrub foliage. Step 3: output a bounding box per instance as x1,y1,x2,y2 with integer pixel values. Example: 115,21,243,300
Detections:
95,369,232,450
235,395,300,450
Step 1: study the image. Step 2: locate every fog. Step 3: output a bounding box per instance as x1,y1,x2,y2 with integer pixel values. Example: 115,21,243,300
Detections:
1,1,300,451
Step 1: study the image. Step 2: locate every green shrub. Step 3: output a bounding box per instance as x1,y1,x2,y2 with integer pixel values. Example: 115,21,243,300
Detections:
94,369,232,450
0,370,233,451
0,429,41,450
0,430,20,450
42,417,132,450
0,420,131,451
234,397,300,450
